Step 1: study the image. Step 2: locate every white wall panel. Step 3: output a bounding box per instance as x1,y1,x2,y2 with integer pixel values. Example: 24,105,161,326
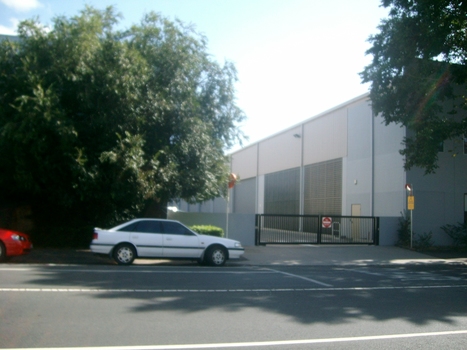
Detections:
258,126,302,175
303,108,347,165
345,101,373,216
373,114,406,217
231,144,258,180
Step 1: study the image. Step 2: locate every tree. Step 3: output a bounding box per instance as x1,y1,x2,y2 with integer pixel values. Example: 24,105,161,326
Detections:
360,0,467,173
0,6,245,246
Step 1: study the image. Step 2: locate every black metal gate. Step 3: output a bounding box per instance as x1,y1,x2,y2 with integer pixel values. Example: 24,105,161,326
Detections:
255,214,379,245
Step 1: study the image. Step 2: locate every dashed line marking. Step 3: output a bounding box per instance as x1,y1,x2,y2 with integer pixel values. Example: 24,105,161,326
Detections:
343,267,462,281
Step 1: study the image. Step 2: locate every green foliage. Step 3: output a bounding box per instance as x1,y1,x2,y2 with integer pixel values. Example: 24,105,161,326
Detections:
413,231,434,250
396,211,433,249
396,210,411,247
441,222,467,246
0,6,245,247
190,225,224,238
360,0,467,174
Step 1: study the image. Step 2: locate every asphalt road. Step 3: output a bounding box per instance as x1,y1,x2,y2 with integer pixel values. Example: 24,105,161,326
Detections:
1,263,467,349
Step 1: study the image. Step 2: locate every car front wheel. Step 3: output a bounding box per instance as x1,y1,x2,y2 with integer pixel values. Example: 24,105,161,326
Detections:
113,244,136,265
205,246,227,266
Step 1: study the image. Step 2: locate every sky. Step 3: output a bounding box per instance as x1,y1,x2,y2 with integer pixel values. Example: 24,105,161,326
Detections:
0,0,389,151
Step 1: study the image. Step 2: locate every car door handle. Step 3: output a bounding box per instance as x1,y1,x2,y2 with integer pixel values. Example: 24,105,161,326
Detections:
132,235,139,239
166,238,172,241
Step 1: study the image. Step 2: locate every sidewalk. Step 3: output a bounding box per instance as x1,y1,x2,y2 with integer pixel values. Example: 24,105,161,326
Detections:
6,245,467,266
237,245,467,266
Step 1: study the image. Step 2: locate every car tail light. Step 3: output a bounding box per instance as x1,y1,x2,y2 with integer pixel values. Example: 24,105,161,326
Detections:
93,232,98,240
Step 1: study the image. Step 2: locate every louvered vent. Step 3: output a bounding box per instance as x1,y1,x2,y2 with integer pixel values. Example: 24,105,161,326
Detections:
304,158,342,215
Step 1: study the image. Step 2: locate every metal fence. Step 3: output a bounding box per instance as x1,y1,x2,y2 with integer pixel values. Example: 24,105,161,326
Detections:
255,214,379,245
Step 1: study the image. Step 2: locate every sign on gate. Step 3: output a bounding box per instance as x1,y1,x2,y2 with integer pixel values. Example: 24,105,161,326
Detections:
322,216,332,228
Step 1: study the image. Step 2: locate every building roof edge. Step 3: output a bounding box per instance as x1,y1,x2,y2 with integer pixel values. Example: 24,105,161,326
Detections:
229,92,371,155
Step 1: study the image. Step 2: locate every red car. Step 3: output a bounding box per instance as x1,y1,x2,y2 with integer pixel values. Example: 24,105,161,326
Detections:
0,228,33,262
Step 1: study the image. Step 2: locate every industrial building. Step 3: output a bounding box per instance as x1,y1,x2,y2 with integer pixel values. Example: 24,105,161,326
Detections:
171,93,467,246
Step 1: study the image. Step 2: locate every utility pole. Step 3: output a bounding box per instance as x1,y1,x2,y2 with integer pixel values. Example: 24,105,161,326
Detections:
405,184,414,248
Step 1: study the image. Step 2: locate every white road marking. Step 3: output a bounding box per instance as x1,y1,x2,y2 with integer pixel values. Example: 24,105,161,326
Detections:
265,268,333,287
1,284,466,293
3,330,467,349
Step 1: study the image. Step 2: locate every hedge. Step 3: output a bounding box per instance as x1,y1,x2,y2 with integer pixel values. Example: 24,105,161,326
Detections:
190,225,224,237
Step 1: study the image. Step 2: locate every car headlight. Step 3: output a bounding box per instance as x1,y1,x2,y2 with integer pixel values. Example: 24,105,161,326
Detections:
11,234,26,241
234,242,242,248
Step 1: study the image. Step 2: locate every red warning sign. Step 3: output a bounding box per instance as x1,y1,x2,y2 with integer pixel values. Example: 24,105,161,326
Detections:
322,217,332,228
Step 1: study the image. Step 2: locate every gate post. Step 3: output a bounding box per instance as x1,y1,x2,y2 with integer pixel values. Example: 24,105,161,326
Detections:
317,215,322,244
255,214,261,246
374,217,380,245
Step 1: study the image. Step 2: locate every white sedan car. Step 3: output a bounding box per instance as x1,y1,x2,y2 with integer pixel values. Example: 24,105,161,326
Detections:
90,218,244,266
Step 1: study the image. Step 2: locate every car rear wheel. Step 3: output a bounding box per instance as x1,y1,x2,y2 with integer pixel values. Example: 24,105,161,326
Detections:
0,241,6,262
205,245,227,266
113,244,136,265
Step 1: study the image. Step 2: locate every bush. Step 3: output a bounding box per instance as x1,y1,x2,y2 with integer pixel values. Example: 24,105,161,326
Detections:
396,211,433,249
441,222,467,247
190,225,224,237
413,231,433,250
396,210,411,247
